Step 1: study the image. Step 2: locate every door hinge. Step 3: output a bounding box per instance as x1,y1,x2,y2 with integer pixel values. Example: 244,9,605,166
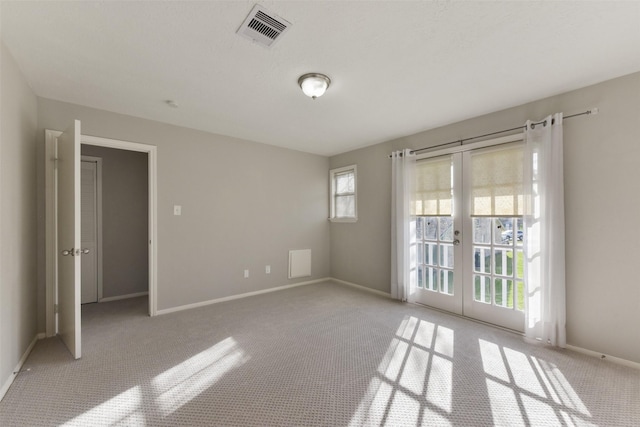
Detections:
54,304,59,314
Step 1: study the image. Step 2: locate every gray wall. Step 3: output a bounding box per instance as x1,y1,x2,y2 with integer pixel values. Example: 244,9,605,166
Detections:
330,72,640,364
0,42,38,389
81,145,149,299
36,98,330,317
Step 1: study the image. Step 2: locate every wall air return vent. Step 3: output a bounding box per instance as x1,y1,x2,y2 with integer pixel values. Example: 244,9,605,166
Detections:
237,4,291,48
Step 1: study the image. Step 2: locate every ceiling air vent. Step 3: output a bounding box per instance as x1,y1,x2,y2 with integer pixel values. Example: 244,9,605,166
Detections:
237,4,291,48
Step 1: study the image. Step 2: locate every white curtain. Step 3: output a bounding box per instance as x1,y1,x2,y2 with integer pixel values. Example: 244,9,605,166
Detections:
523,113,566,347
391,149,416,301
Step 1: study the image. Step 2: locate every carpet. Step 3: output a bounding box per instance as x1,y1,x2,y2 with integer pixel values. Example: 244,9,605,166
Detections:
0,281,638,426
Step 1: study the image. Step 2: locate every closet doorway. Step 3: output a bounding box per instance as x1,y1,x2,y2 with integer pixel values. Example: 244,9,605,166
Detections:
80,145,149,305
80,156,102,304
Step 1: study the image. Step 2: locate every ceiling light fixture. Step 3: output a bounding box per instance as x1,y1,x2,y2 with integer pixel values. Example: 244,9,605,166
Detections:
298,73,331,99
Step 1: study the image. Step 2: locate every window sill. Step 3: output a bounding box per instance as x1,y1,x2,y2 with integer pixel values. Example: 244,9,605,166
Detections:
329,217,358,223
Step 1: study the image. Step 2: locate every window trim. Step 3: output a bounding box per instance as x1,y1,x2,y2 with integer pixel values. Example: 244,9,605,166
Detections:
329,164,357,222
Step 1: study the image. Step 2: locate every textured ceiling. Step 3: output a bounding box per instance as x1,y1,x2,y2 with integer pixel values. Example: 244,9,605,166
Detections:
2,1,640,156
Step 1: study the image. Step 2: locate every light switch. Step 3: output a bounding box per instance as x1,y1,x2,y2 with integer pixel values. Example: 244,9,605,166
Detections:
173,205,182,216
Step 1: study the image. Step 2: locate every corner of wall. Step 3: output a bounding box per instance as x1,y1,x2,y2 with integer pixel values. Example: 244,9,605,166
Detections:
0,39,40,397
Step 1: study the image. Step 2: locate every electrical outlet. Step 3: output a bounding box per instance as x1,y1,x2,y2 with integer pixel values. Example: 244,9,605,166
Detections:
265,265,271,274
173,205,182,216
244,269,249,278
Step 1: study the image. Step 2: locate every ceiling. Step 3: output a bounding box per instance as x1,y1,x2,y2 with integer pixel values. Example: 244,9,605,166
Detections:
2,1,639,156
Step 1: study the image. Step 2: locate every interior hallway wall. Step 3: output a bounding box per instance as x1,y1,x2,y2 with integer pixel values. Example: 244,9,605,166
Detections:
329,72,640,364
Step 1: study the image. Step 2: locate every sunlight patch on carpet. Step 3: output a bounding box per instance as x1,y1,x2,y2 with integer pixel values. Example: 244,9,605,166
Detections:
350,316,454,426
152,337,249,417
479,338,595,426
61,386,143,426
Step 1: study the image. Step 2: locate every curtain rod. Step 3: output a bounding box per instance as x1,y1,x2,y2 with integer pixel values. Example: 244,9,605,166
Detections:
388,108,598,158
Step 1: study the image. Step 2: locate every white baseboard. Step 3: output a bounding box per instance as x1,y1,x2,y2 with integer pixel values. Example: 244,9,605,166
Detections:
100,291,148,303
566,344,640,370
0,333,44,402
330,278,392,298
156,278,331,316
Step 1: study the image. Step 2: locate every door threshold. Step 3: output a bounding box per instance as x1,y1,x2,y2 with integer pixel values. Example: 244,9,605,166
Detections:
410,301,524,337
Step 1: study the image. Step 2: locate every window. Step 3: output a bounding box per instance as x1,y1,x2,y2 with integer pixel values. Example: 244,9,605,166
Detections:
330,165,357,222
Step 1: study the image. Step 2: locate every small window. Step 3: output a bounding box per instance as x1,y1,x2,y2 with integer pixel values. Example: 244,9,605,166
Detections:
330,165,357,222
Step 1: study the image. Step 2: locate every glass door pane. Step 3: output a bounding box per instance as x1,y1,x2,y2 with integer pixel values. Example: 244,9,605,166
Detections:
472,217,524,311
416,216,455,295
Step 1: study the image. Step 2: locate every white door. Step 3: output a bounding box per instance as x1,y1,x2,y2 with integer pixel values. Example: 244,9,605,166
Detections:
413,154,463,315
57,120,82,359
81,160,98,304
461,145,525,331
413,144,525,332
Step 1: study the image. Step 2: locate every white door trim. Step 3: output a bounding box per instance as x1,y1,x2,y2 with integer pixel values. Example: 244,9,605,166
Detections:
81,156,103,302
45,130,158,336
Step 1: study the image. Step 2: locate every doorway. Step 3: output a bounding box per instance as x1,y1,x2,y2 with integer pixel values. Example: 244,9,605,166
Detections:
80,145,149,305
80,156,102,304
412,137,525,332
44,129,158,341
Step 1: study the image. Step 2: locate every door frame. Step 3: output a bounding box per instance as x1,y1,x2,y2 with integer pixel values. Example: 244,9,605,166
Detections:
411,132,524,329
45,130,158,336
80,156,103,303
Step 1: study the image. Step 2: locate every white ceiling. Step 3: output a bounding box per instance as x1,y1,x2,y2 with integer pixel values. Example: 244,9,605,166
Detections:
2,1,640,156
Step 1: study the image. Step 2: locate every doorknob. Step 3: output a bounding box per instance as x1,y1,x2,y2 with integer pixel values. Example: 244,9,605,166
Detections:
61,248,89,256
453,239,460,246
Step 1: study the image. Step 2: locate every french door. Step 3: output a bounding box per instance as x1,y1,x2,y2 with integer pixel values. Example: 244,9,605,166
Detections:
412,142,525,332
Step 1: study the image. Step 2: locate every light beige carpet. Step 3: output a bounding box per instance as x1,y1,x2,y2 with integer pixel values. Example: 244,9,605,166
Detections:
1,281,638,426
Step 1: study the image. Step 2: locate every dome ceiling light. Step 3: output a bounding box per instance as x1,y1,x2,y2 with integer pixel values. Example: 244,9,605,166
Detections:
298,73,331,99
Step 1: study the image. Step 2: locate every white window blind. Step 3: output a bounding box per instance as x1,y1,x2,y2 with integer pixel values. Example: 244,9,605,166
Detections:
414,155,452,216
335,170,355,217
470,145,524,216
330,165,357,220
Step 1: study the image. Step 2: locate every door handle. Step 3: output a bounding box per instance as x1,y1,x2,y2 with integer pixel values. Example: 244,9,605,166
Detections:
453,239,460,246
61,248,89,256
